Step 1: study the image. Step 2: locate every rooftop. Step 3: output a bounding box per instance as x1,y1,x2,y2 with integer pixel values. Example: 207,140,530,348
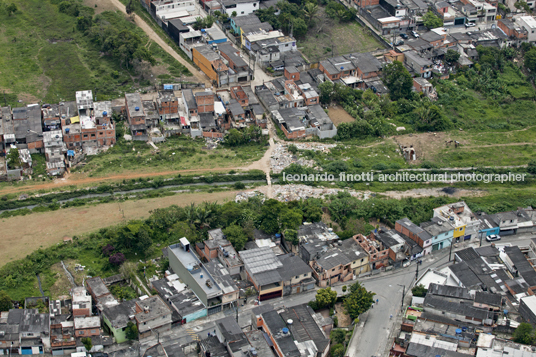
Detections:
168,242,223,298
280,304,329,353
262,310,301,357
125,93,145,118
135,296,172,324
86,277,110,298
276,253,313,282
74,316,100,330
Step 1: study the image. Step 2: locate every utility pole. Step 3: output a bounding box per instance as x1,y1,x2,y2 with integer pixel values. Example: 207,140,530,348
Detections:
449,237,454,262
397,284,405,311
415,262,419,281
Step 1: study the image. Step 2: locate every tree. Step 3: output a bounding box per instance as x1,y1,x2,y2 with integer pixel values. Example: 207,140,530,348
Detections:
319,81,334,104
291,18,308,38
524,48,536,72
422,11,443,29
383,61,413,101
411,284,428,297
315,287,338,309
6,148,21,169
109,252,126,266
125,321,138,340
102,244,115,257
330,343,345,357
223,224,248,251
342,286,347,294
288,144,298,154
284,229,298,246
135,229,153,257
0,291,13,312
343,281,375,320
330,329,346,345
303,2,318,25
445,49,460,65
513,322,535,345
231,11,237,17
81,337,92,352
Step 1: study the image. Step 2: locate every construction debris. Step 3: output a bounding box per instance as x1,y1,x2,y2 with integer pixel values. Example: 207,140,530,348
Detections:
270,142,336,174
241,184,370,202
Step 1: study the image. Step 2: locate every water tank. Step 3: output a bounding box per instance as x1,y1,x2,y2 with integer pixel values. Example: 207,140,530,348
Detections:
282,327,289,334
200,274,203,278
135,106,140,111
187,264,193,271
65,128,70,133
103,111,108,116
287,319,293,325
455,329,462,334
250,348,257,356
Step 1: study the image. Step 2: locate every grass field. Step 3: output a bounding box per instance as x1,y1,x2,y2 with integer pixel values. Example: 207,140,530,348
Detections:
0,190,238,267
394,128,536,167
0,0,189,106
298,7,383,62
77,136,268,177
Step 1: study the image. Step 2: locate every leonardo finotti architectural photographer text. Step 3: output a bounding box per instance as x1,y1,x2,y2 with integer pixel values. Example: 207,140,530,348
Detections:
282,171,527,184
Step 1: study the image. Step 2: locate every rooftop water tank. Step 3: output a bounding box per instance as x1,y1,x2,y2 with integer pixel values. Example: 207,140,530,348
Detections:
282,328,289,334
103,111,108,116
135,106,140,111
65,128,70,133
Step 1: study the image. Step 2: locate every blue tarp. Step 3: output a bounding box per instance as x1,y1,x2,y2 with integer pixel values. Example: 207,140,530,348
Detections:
164,84,174,90
67,150,75,157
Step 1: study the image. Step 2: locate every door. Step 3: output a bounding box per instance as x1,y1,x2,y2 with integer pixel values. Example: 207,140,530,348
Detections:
296,287,300,293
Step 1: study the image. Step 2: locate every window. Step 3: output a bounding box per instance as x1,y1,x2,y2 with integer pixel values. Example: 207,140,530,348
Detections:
79,331,84,335
361,258,364,263
303,274,307,277
285,44,289,47
295,276,299,279
241,11,244,14
163,315,167,319
143,322,147,325
83,134,88,138
91,330,96,334
332,268,335,271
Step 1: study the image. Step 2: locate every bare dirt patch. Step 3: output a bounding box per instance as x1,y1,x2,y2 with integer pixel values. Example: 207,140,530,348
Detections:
328,105,356,126
0,191,237,267
392,132,470,164
334,302,352,327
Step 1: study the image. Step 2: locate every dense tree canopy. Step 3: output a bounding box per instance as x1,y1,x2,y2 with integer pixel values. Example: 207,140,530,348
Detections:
383,61,413,101
422,11,443,29
0,291,12,312
343,281,375,319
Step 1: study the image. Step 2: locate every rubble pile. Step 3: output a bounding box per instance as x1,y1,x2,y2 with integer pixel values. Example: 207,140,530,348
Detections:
271,142,335,174
235,191,266,203
242,184,371,202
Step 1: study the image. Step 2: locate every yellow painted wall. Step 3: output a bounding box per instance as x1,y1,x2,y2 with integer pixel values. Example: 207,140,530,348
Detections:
192,48,218,83
453,225,466,238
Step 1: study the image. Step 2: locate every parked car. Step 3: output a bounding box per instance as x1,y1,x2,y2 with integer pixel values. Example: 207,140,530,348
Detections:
395,39,404,46
411,30,419,38
89,353,109,357
400,33,409,39
486,234,501,242
465,22,476,28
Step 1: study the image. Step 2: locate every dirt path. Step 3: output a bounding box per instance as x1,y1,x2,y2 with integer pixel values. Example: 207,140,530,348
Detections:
0,166,247,195
106,0,210,86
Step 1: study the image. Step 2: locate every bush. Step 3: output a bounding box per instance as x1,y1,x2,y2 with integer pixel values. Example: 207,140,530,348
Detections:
233,181,246,189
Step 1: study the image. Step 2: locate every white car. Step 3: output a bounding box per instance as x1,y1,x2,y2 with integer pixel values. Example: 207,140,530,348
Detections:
486,234,501,242
465,22,476,28
411,30,419,38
